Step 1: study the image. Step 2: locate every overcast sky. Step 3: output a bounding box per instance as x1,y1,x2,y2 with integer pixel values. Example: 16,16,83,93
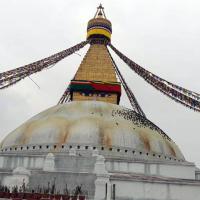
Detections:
0,0,200,166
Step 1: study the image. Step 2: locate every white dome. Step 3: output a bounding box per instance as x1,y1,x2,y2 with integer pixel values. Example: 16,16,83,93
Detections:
0,101,184,160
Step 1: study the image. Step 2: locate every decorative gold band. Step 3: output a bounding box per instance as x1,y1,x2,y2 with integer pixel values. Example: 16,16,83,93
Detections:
87,28,111,39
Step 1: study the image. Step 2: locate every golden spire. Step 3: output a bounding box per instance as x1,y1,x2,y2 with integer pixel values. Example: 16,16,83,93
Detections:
69,5,121,104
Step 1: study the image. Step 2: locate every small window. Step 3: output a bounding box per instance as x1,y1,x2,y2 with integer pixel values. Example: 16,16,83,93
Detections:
93,147,96,150
125,149,128,153
101,147,104,150
85,146,89,149
33,146,36,149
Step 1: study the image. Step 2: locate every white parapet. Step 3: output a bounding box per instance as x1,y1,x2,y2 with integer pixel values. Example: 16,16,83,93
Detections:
106,160,196,179
94,155,111,200
43,153,55,172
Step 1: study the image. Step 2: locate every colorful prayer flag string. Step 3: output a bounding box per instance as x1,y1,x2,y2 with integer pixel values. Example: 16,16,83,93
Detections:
109,43,200,112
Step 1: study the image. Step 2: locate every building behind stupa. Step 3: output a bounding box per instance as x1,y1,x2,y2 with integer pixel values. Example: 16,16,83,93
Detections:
0,5,200,200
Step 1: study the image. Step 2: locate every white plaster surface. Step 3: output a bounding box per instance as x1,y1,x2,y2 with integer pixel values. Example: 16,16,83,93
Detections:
106,160,195,179
43,153,55,171
2,167,30,188
112,180,200,200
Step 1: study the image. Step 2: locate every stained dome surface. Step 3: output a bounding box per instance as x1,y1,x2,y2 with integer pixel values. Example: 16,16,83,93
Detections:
1,101,184,160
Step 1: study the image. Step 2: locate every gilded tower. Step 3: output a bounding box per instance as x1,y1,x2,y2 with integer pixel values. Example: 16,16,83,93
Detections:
69,5,121,104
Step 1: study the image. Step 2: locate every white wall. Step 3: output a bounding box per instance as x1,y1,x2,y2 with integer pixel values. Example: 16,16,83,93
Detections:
111,180,200,200
106,160,196,179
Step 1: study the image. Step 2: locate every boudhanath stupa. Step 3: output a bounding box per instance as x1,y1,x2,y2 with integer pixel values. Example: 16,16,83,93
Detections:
0,5,200,200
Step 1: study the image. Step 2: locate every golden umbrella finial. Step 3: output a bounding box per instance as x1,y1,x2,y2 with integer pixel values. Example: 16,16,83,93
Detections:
94,3,106,19
88,4,112,42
